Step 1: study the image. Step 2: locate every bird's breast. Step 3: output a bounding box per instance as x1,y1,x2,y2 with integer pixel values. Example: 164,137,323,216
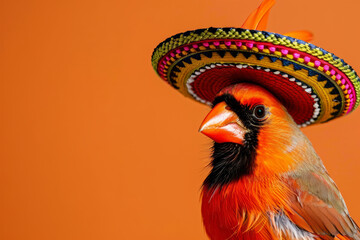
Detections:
201,175,290,240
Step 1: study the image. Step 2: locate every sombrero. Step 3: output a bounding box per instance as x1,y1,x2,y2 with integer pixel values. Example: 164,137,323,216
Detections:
151,0,360,127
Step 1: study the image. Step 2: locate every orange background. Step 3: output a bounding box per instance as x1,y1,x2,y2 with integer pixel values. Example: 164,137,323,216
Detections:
1,0,360,239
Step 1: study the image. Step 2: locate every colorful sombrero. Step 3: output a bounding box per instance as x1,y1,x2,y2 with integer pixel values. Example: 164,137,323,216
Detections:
151,0,360,127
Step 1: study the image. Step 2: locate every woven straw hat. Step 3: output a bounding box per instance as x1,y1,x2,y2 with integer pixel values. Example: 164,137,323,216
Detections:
151,0,359,127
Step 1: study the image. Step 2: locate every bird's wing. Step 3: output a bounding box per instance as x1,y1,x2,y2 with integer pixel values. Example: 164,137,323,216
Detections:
284,170,360,239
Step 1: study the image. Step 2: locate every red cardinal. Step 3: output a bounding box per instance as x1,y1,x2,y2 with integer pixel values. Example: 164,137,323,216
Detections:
199,83,360,240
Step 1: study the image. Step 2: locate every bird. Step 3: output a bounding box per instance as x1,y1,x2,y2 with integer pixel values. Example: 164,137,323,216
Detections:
150,0,360,238
199,83,360,240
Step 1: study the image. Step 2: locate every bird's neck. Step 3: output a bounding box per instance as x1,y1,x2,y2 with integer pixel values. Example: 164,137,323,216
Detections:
203,125,318,189
255,125,319,177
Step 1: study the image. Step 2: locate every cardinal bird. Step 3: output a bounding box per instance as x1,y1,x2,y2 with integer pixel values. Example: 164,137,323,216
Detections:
199,83,360,240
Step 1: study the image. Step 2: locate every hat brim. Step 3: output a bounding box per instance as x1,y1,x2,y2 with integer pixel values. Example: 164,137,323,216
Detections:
151,27,359,127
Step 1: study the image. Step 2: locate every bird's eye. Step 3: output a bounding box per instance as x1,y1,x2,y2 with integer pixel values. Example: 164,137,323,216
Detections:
253,105,267,120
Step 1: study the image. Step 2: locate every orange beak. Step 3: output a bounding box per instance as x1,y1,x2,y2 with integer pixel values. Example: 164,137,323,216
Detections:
199,102,247,145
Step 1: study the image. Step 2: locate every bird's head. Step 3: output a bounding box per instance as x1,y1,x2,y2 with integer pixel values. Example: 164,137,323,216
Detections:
200,83,312,187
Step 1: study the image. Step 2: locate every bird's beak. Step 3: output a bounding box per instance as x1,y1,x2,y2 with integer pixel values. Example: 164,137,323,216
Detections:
199,102,247,145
